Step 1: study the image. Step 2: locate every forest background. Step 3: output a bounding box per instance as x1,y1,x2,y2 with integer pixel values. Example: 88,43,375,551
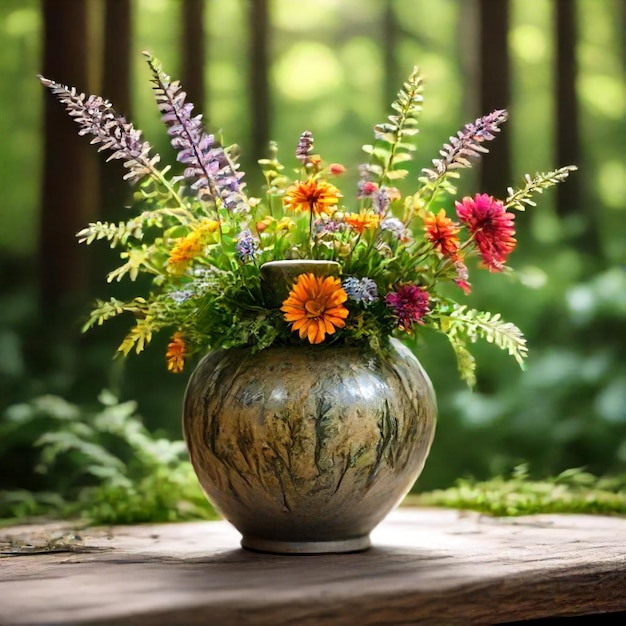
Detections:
0,0,624,514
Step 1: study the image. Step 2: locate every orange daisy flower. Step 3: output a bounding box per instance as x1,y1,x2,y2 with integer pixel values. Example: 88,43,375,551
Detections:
283,178,341,216
281,273,349,344
166,331,187,373
344,210,381,235
424,209,460,258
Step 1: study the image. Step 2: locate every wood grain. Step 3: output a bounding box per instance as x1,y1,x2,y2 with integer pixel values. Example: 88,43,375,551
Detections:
1,508,625,625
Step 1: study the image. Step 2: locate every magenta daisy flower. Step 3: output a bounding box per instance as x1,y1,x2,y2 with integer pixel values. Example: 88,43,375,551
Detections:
455,193,517,272
385,285,430,331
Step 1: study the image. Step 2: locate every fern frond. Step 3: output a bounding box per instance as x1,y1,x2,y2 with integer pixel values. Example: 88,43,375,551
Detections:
77,219,145,247
448,305,528,367
505,166,577,211
362,66,423,184
106,246,159,283
117,317,156,356
81,297,149,333
438,305,527,384
36,431,128,478
445,333,477,387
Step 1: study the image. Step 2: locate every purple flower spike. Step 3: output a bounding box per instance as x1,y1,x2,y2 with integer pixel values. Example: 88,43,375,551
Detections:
38,76,156,184
144,53,248,213
296,130,315,166
422,109,508,182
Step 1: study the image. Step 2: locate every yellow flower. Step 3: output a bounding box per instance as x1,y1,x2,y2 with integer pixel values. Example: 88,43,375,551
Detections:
275,217,296,231
281,273,349,344
167,219,220,273
166,331,186,373
344,210,381,235
283,178,341,216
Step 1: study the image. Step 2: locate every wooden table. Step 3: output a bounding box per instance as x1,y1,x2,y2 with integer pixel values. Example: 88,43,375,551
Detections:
1,508,625,625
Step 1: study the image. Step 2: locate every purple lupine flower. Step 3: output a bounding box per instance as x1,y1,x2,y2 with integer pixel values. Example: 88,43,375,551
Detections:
421,109,508,182
296,130,315,166
144,53,248,212
385,285,430,330
342,277,379,305
38,77,156,184
236,229,257,261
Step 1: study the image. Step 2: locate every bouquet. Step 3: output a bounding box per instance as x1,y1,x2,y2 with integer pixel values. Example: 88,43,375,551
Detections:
40,53,575,386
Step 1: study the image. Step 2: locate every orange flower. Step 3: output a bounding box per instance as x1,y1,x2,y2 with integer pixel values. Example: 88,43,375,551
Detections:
344,210,381,235
166,331,187,373
281,274,349,344
283,178,341,216
167,219,220,273
424,209,460,258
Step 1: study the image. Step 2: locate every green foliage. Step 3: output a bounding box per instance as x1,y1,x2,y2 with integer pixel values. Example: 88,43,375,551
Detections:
362,66,423,183
505,166,578,212
81,297,149,332
0,392,217,525
437,304,528,387
412,465,626,516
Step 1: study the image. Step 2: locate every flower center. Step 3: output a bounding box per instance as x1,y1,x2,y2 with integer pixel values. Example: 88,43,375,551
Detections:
305,299,324,317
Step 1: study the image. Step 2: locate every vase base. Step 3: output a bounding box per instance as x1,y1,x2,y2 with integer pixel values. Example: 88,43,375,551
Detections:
240,534,371,555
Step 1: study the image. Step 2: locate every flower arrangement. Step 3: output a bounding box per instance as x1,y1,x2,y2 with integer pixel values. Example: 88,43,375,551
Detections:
40,53,575,386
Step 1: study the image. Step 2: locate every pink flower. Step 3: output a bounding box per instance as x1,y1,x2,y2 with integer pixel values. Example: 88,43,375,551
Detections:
455,193,516,272
385,285,430,331
329,163,346,175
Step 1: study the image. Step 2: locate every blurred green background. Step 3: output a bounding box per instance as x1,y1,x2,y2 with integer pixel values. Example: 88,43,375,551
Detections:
0,0,625,507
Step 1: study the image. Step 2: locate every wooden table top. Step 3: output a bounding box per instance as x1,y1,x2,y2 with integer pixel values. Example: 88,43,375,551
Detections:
1,507,625,625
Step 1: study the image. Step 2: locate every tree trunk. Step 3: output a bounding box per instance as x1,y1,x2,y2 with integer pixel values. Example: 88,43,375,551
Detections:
248,0,271,164
181,0,206,117
40,0,98,310
478,0,511,195
100,0,132,216
621,0,626,78
554,0,602,258
457,0,479,123
554,0,581,218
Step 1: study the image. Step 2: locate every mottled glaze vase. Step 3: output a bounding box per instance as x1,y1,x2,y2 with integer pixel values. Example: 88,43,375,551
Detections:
183,338,437,554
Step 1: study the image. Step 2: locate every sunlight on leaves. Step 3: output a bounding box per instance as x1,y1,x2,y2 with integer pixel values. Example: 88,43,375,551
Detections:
510,25,548,63
273,42,343,101
579,75,625,120
597,161,626,210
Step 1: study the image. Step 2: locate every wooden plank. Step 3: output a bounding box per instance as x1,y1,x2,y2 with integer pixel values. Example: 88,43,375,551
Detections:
1,508,625,625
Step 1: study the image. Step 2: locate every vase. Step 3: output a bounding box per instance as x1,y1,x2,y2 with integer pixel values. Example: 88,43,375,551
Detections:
183,338,437,554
